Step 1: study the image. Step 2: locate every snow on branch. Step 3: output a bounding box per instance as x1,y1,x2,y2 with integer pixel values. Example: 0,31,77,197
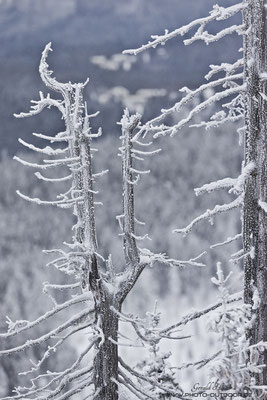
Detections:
14,91,65,119
111,290,242,343
9,362,94,400
134,77,244,140
0,308,91,357
18,321,93,379
188,162,255,243
205,59,244,81
34,172,72,182
123,4,246,142
174,196,243,236
113,374,155,400
195,177,236,196
123,3,245,55
175,350,222,371
184,23,245,46
14,156,63,170
120,109,141,267
210,233,242,250
119,358,184,399
195,161,256,197
139,248,206,268
18,138,68,156
39,42,77,97
191,92,244,130
16,190,82,207
207,263,267,394
32,132,72,143
111,291,243,388
154,85,246,138
230,161,256,194
1,293,91,339
160,291,243,336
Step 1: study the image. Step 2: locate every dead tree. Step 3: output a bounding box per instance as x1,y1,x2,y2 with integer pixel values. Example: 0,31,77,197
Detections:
242,0,267,386
124,0,267,391
0,43,208,400
2,1,267,396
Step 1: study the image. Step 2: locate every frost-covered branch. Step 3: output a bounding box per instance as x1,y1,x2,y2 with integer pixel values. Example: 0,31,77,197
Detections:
14,92,65,119
18,138,68,156
174,196,243,236
114,374,155,400
0,293,91,339
208,263,266,394
184,24,245,46
210,233,242,250
176,350,222,371
39,42,81,97
139,248,206,268
195,161,256,196
154,85,245,138
123,3,245,55
180,162,255,237
123,3,246,143
119,357,184,399
195,177,236,196
120,109,141,267
133,79,245,140
112,290,242,347
205,59,244,81
0,308,91,357
4,340,96,400
160,291,243,336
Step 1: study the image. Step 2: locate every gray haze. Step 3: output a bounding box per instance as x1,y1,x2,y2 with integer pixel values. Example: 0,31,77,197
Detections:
0,0,241,153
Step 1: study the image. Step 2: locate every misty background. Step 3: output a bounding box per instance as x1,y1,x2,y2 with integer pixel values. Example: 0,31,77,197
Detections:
0,0,244,397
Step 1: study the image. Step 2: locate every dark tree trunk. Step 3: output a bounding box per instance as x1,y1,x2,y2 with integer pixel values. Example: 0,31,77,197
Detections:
93,291,120,400
243,0,267,385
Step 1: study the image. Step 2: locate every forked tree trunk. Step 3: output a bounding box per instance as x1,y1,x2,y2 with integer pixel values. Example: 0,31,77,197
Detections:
243,0,267,385
91,112,141,399
93,291,120,400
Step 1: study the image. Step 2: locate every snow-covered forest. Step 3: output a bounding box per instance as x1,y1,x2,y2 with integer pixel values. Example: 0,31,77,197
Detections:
0,0,266,399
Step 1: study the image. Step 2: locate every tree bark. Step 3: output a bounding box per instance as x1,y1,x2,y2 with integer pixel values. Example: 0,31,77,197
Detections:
243,0,267,385
93,290,120,400
91,113,142,399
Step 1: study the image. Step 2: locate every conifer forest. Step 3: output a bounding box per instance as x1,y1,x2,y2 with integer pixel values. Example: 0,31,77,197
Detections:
0,1,267,399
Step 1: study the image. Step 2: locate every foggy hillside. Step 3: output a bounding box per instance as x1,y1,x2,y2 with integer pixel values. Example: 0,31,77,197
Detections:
0,0,241,153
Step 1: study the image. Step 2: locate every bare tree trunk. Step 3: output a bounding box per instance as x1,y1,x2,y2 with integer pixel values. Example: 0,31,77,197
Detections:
91,111,143,399
93,291,120,400
243,0,267,385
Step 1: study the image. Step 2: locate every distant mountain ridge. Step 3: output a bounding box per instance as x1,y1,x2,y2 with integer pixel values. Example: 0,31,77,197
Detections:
0,0,220,51
0,0,241,154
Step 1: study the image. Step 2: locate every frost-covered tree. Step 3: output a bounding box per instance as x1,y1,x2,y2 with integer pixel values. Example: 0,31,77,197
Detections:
208,262,267,397
2,0,267,398
0,43,211,400
124,0,267,391
134,304,181,399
